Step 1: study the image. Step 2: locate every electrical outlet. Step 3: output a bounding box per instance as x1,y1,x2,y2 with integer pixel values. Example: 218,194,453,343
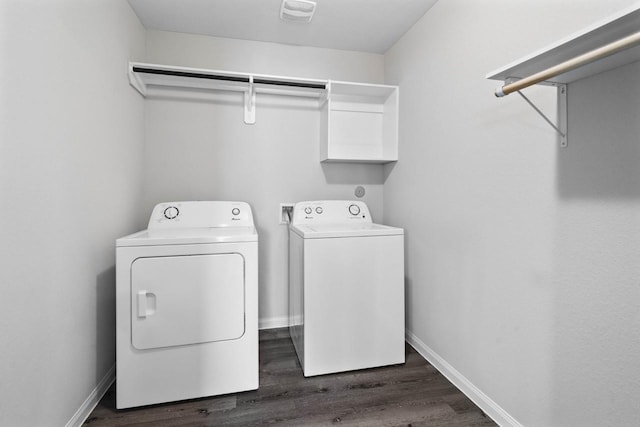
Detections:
280,203,294,225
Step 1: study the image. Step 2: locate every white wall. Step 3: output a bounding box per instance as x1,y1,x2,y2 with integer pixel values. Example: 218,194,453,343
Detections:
0,1,145,425
383,0,640,425
142,31,386,327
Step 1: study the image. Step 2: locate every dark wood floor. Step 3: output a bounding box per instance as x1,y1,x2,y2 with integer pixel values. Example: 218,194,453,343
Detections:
85,328,496,426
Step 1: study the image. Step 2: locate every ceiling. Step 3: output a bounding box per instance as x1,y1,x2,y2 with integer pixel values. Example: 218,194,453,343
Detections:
127,0,438,54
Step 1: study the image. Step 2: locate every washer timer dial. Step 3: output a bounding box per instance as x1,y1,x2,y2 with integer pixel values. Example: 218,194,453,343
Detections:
163,206,179,220
348,204,360,216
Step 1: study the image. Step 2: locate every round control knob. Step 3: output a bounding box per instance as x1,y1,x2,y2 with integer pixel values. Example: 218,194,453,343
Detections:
232,208,240,216
348,204,360,216
315,207,323,214
163,206,179,220
304,207,312,215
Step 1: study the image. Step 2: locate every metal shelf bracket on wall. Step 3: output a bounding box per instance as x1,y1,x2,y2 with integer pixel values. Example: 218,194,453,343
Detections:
507,78,568,148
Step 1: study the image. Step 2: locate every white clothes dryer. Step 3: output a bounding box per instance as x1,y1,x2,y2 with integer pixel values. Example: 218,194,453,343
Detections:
116,201,258,409
288,200,404,377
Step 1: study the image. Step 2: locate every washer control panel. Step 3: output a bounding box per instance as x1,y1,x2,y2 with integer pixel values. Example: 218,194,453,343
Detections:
291,200,372,225
148,201,253,229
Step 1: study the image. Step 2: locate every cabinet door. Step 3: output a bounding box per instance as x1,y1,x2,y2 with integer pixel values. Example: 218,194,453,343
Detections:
131,253,245,350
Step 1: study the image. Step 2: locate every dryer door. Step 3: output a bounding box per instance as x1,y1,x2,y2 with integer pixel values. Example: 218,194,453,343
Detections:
131,253,245,350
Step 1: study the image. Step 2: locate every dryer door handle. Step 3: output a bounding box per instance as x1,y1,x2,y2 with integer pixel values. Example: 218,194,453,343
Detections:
137,291,157,318
137,291,148,318
139,290,160,318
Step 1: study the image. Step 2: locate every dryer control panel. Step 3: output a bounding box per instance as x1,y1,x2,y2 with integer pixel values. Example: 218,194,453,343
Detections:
148,201,254,229
291,200,372,225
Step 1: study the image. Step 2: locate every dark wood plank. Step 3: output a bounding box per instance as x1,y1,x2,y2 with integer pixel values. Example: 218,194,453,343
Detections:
85,328,497,426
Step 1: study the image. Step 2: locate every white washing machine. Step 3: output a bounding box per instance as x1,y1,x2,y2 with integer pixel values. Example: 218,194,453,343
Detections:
115,201,258,409
288,200,405,377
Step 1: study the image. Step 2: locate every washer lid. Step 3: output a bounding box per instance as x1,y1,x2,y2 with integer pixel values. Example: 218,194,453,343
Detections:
290,223,403,239
116,226,258,247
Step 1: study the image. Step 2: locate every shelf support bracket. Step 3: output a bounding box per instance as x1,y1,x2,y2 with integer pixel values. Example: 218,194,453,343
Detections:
319,80,331,107
244,76,256,125
515,83,567,148
128,63,147,96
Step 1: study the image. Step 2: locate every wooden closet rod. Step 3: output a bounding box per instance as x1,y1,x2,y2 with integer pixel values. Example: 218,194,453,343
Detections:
495,31,640,97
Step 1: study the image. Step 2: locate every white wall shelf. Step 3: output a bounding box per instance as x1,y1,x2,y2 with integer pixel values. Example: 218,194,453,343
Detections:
486,3,640,148
321,81,398,164
129,62,399,164
129,62,327,125
486,4,640,86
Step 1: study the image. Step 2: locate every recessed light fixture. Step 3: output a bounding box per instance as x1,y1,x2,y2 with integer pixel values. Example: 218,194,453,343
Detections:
280,0,317,23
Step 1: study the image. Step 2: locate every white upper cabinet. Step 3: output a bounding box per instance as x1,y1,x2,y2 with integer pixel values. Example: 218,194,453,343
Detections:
321,81,398,164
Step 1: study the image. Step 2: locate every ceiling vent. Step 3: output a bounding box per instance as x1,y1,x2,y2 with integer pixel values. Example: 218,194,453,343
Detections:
280,0,317,23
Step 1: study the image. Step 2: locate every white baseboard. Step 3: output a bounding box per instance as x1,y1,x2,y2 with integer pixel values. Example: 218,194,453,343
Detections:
66,365,115,427
405,330,522,427
259,315,289,330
